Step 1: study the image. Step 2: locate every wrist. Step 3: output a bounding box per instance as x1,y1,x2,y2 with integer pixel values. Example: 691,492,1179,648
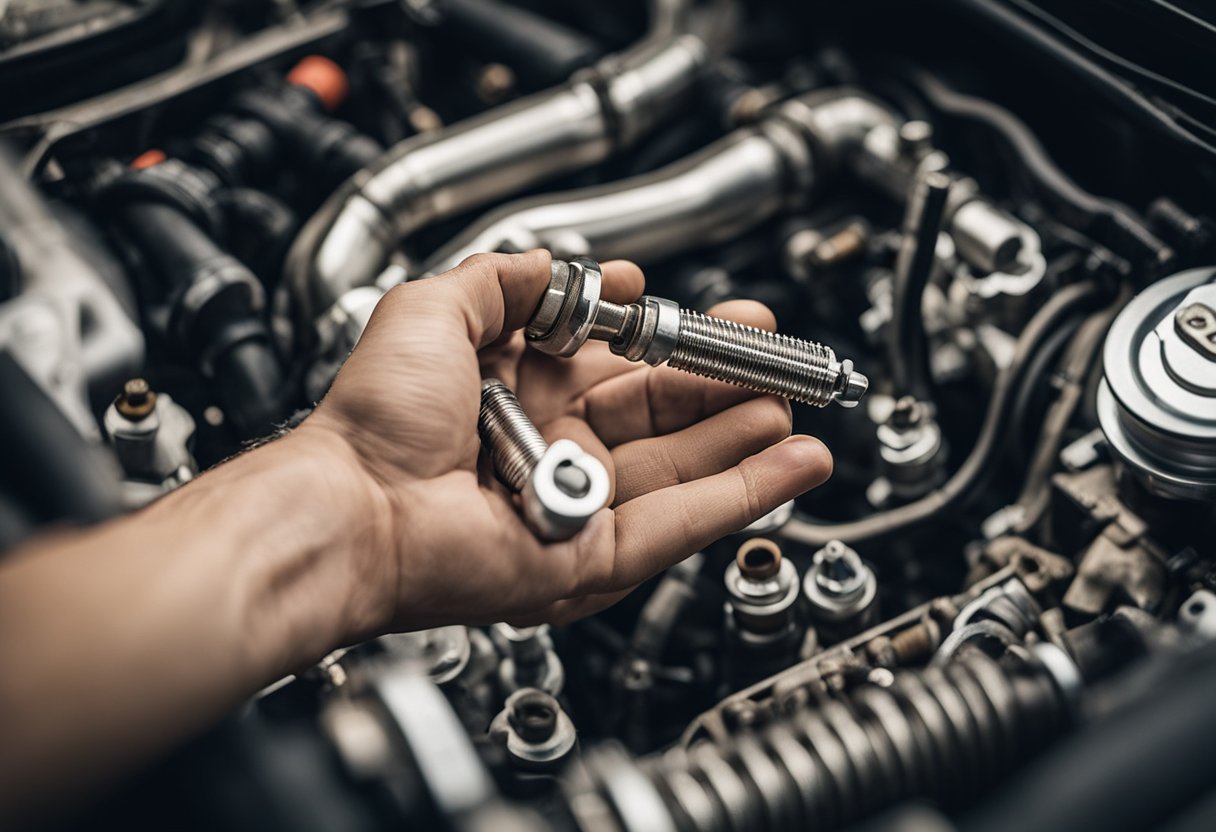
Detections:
283,415,404,642
165,419,400,682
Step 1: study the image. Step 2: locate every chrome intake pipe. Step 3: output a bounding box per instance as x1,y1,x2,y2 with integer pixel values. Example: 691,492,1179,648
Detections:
421,113,814,276
302,92,878,399
285,0,727,336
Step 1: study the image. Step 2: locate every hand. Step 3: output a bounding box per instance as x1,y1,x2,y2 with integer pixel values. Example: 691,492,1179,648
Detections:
302,250,833,635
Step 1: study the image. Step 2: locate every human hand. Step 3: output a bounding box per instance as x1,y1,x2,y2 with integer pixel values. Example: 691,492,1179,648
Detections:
300,250,833,636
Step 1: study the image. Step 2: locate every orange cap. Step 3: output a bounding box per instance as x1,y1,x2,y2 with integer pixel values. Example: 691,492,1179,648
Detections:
131,149,167,170
287,55,349,112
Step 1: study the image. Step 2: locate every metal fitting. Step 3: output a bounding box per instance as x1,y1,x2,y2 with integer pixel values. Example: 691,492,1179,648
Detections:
378,626,474,686
479,378,610,541
870,396,946,505
950,199,1025,275
489,688,577,771
803,540,878,632
115,378,156,420
492,622,565,695
526,257,869,407
1097,268,1216,500
103,378,197,504
725,538,801,638
783,218,870,284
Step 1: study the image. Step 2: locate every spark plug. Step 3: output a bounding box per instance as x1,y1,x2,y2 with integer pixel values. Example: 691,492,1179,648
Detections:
525,257,869,407
479,379,610,541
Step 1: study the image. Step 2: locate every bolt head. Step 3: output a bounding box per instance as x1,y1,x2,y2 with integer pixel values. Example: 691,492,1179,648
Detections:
812,540,866,596
521,439,610,540
116,378,157,420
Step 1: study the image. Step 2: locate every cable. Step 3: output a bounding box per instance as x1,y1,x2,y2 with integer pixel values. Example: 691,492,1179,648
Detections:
781,280,1102,547
1010,288,1130,532
1005,0,1216,118
1147,0,1216,37
903,68,1173,279
890,172,951,400
944,0,1216,159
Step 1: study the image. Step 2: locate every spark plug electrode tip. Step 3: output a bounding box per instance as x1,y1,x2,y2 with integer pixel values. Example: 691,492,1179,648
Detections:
837,363,870,408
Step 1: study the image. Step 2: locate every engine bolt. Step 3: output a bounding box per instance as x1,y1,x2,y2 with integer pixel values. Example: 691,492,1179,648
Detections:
116,378,157,420
525,257,869,408
803,539,879,638
479,378,610,541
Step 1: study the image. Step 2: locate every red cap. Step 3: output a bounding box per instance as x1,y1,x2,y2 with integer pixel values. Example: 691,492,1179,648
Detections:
287,55,349,112
131,149,167,170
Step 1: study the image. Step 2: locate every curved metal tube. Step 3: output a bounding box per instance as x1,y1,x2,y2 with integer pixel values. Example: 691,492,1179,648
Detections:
421,115,813,276
285,0,722,333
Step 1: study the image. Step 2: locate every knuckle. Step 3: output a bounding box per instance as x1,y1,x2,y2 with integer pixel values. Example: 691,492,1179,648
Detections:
757,397,793,440
735,462,767,522
456,251,500,274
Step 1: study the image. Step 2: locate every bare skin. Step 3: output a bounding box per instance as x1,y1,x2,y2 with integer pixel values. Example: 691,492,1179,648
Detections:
0,251,832,823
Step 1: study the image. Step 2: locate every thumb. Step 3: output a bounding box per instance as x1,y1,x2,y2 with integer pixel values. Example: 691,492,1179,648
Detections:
425,250,555,349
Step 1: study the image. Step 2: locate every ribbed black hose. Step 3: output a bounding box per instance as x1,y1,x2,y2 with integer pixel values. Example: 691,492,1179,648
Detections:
781,280,1101,547
120,202,286,436
964,644,1216,832
565,651,1070,832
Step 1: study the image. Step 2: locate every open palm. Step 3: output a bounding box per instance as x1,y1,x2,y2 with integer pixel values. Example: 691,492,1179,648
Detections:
308,251,832,633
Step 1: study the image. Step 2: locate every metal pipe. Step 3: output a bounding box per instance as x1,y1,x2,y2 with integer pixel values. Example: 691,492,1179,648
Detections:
421,115,813,276
302,92,872,396
284,0,724,336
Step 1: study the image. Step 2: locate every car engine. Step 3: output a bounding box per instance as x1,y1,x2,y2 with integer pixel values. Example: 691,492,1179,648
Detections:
2,0,1215,829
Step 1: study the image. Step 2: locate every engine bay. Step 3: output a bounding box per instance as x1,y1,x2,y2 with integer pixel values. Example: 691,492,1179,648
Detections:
2,1,1216,829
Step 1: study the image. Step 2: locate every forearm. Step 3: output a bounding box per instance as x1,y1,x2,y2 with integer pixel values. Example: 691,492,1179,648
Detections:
0,423,387,821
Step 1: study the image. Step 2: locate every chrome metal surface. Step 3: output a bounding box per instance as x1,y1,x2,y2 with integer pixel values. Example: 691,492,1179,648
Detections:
479,378,610,540
803,540,878,624
1098,268,1216,500
668,310,864,406
286,0,720,334
525,257,869,407
422,119,809,277
480,378,549,493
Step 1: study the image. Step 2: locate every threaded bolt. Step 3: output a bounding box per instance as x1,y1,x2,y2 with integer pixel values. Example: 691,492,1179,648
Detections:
479,379,549,492
479,379,609,541
526,257,869,408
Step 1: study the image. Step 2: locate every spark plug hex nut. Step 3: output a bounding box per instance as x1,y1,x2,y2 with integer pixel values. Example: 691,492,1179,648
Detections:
526,257,869,407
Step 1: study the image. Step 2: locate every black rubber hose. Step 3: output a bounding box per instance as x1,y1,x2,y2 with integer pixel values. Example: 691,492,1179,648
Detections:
0,352,121,528
119,202,286,437
1011,290,1129,532
890,171,951,400
781,280,1102,547
122,202,222,283
436,0,602,89
905,68,1172,280
963,643,1216,832
0,232,19,302
234,87,382,195
215,188,297,288
943,0,1216,160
